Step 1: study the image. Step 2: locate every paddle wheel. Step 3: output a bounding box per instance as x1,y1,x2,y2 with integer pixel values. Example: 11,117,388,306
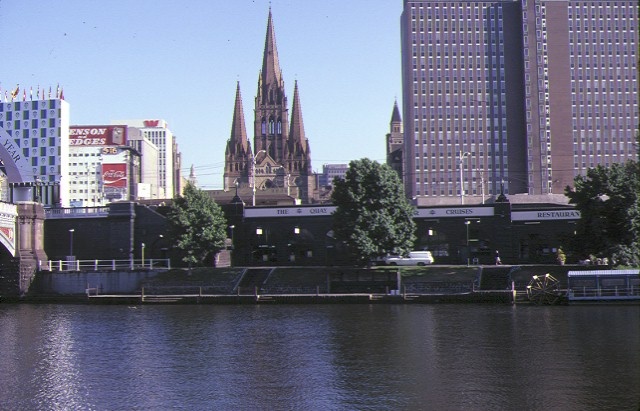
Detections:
526,273,562,305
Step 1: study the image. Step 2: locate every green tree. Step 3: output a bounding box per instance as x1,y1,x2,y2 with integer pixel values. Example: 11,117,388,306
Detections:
565,161,640,266
168,183,228,268
331,158,416,265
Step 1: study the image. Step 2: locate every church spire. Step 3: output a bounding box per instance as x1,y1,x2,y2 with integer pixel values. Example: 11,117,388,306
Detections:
188,164,197,187
289,81,306,145
391,99,402,124
258,8,285,104
229,82,249,153
286,80,311,174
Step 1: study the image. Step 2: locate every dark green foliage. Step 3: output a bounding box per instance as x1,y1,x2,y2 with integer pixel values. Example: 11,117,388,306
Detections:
565,161,640,266
167,183,228,267
331,158,416,265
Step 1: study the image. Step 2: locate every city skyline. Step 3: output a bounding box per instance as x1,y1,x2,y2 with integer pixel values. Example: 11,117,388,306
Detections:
1,0,403,190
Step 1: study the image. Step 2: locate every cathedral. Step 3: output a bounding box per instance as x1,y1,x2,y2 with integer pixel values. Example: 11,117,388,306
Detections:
223,9,314,205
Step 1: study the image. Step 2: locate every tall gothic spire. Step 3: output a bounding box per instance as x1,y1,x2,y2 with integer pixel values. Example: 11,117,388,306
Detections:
229,82,249,153
289,80,307,147
259,8,285,104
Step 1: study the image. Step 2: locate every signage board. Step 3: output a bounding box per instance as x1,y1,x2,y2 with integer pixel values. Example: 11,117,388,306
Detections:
245,206,337,218
102,163,127,201
69,126,127,146
511,210,581,221
414,207,495,218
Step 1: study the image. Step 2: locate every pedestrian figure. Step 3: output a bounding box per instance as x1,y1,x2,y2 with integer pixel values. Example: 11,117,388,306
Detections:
495,250,501,265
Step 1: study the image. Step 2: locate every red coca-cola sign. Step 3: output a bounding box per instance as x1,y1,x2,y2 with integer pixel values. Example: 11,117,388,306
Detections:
102,163,127,188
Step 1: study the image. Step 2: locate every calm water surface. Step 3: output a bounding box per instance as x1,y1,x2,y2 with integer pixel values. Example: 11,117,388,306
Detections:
0,303,638,410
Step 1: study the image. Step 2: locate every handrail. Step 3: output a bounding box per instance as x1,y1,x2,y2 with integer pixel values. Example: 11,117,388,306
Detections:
567,285,639,299
44,258,171,272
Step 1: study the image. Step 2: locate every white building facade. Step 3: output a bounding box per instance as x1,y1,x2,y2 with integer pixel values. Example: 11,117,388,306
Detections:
68,125,141,206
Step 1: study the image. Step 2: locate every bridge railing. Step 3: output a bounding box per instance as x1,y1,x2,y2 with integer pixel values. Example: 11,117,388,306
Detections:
44,206,110,219
44,258,171,272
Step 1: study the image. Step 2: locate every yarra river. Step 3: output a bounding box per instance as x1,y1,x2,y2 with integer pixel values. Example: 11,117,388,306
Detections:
0,303,638,410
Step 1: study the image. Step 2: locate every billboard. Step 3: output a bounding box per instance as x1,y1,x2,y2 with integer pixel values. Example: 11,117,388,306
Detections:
102,163,127,201
69,125,127,146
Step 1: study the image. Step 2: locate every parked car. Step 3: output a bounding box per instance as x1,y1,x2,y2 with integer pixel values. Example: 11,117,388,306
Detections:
385,251,434,266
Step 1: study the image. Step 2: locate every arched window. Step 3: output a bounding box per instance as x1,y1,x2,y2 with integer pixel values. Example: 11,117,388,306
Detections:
269,118,275,134
277,119,282,135
261,119,267,135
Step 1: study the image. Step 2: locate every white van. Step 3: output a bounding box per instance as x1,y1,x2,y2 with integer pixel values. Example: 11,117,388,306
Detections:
385,251,434,266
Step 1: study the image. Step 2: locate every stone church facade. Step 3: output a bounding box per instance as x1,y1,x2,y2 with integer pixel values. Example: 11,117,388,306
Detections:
223,9,314,205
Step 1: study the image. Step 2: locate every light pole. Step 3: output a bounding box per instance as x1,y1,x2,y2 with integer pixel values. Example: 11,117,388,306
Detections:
68,228,75,258
465,220,470,266
141,243,146,267
251,149,267,206
151,235,164,259
458,151,471,204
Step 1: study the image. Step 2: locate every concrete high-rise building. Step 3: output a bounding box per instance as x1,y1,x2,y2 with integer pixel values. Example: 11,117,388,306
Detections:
223,9,314,204
113,119,176,199
318,164,349,188
0,96,70,207
68,125,141,206
127,127,161,200
401,0,638,202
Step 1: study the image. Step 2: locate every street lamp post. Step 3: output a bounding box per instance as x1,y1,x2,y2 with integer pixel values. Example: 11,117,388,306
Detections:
458,151,471,204
69,228,75,255
141,243,146,268
465,221,470,266
251,150,267,206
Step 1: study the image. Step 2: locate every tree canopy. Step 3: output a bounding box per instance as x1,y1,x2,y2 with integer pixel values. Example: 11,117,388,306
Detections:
564,160,640,267
331,158,416,265
167,183,228,267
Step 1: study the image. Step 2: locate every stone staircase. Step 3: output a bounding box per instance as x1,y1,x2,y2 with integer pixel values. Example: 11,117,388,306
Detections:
236,268,273,293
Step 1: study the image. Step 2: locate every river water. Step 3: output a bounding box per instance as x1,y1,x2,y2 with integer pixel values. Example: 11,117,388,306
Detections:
0,303,638,410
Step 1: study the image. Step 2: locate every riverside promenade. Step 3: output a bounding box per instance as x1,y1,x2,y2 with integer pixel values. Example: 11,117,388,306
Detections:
23,264,586,305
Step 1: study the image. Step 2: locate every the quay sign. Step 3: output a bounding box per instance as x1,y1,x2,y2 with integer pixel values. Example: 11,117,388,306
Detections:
245,206,337,218
414,207,495,218
511,210,581,221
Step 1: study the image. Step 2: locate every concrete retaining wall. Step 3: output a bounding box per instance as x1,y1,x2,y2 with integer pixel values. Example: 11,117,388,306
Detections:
35,270,161,295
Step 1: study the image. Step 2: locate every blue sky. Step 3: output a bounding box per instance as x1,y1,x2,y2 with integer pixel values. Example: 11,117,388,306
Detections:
1,0,403,189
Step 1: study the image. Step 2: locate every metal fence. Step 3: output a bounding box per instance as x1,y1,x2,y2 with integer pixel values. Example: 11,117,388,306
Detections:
46,258,171,272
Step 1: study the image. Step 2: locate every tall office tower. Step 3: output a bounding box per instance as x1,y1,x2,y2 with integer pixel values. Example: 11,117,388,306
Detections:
401,0,638,201
223,9,314,203
522,0,638,194
113,119,176,199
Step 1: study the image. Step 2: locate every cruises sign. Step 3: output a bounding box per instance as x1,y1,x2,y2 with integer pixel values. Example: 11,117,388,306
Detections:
414,207,495,218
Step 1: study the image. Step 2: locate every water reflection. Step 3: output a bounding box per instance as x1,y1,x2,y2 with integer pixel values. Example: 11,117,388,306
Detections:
0,304,638,410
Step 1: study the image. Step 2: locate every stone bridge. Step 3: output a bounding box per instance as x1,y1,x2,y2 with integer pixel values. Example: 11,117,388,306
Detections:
0,201,47,298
